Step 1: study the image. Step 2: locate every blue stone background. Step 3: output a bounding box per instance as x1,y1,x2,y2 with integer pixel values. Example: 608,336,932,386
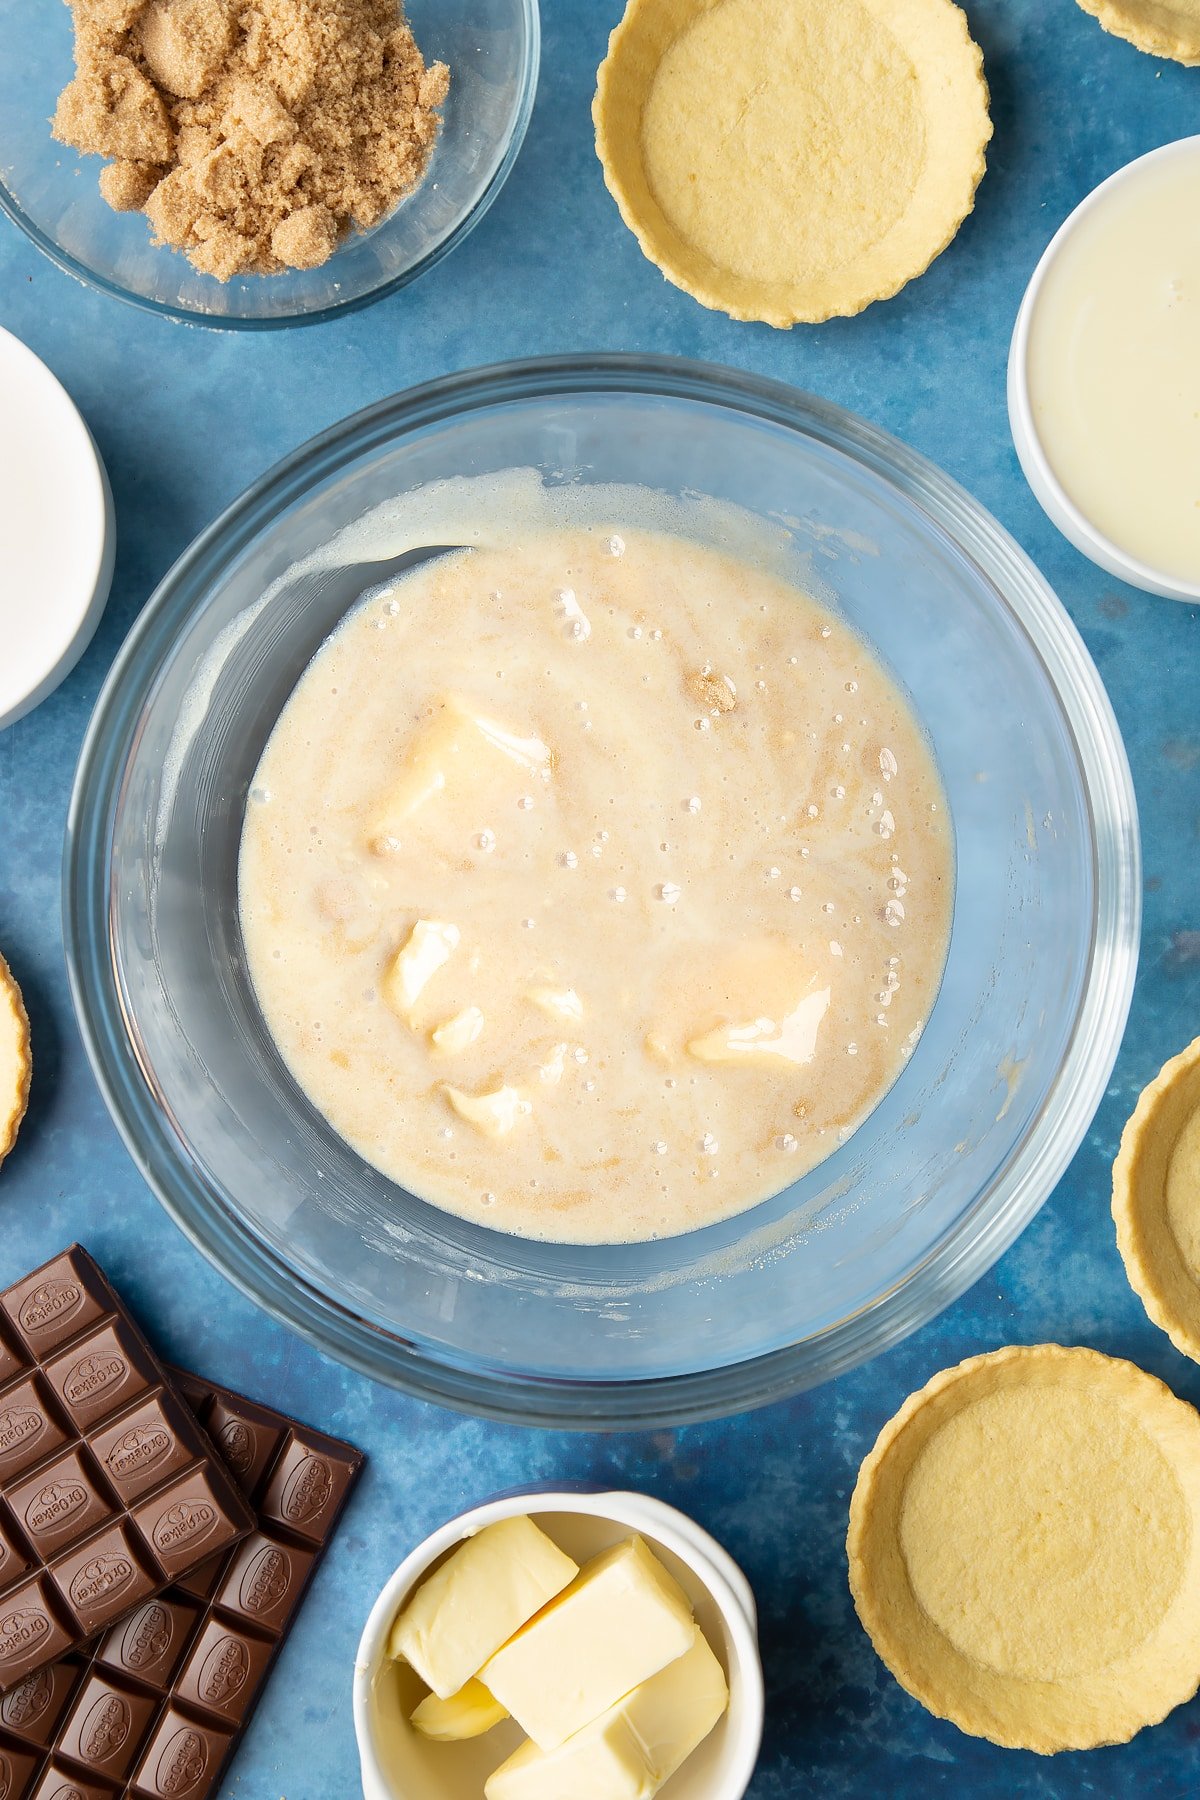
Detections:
1,1,1199,1793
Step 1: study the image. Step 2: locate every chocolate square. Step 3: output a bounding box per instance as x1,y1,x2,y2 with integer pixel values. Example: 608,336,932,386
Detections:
58,1672,159,1780
201,1399,282,1501
0,1323,28,1391
94,1597,199,1690
164,1376,210,1417
172,1621,273,1725
0,1658,83,1746
0,1378,67,1484
131,1471,242,1582
258,1437,348,1543
169,1556,226,1604
88,1396,195,1507
44,1325,153,1434
3,1255,108,1358
0,1582,74,1687
213,1533,312,1635
50,1526,154,1637
0,1506,32,1591
129,1709,231,1799
0,1740,41,1799
28,1762,119,1799
10,1453,112,1558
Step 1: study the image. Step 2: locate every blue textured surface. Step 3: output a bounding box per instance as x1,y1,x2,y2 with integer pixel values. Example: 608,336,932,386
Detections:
1,2,1199,1794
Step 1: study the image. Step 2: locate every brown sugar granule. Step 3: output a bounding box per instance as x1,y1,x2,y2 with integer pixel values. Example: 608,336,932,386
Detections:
98,156,163,209
52,0,450,280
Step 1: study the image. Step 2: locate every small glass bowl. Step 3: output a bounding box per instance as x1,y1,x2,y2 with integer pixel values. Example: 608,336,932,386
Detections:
64,356,1140,1427
0,0,539,328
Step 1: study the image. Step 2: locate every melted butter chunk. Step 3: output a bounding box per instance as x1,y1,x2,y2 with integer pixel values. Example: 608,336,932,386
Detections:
659,939,833,1069
430,1005,485,1054
472,712,556,773
385,919,460,1023
538,1043,569,1084
526,986,584,1021
371,695,553,845
443,1083,528,1137
687,985,831,1066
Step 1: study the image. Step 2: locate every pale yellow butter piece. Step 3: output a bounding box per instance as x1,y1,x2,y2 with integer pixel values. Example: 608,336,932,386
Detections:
471,712,555,773
411,1676,509,1741
371,696,552,843
431,1006,485,1054
537,1044,568,1085
388,1516,579,1700
372,703,471,831
480,1535,697,1752
484,1633,728,1800
443,1083,528,1138
526,986,584,1022
686,986,831,1068
385,920,459,1024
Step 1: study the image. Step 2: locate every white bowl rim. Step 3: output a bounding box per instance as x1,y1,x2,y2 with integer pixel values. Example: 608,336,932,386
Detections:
0,326,115,728
352,1487,766,1800
1008,133,1200,602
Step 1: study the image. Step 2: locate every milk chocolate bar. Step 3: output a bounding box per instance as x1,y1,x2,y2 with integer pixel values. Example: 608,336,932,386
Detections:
0,1370,363,1798
0,1249,254,1692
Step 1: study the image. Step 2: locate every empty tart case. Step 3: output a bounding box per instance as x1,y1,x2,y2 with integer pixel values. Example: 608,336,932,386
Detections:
1114,1037,1200,1361
593,0,992,325
848,1344,1200,1752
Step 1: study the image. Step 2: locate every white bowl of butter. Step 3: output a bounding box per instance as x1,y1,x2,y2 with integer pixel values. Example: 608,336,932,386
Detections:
353,1489,764,1800
1009,135,1200,601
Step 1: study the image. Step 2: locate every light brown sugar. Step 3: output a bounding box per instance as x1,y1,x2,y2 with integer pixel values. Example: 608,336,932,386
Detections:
53,0,449,279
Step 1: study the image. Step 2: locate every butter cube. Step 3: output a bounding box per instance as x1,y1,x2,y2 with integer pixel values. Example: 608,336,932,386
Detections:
443,1083,527,1138
686,986,831,1067
430,1006,485,1054
481,1536,696,1751
411,1677,508,1742
526,986,584,1022
385,920,459,1024
371,697,552,844
485,1634,728,1800
389,1517,578,1700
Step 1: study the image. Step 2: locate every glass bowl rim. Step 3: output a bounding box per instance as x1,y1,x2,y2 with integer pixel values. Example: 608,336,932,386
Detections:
0,0,541,331
63,352,1141,1426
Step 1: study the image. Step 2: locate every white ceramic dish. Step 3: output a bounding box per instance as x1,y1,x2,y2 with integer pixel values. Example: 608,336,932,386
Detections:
0,327,114,728
1008,137,1200,602
353,1488,765,1800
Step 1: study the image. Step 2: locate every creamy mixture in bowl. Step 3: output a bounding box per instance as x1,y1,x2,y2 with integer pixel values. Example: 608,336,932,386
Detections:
239,524,951,1243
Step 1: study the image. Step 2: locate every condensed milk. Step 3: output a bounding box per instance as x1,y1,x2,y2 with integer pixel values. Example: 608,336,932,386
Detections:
1019,138,1200,590
239,524,952,1242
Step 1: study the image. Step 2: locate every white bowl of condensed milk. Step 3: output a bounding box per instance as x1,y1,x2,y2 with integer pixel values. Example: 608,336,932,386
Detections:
1009,136,1200,601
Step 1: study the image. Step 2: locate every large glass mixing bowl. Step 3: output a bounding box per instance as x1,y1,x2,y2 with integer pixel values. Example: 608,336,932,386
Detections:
64,357,1140,1426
